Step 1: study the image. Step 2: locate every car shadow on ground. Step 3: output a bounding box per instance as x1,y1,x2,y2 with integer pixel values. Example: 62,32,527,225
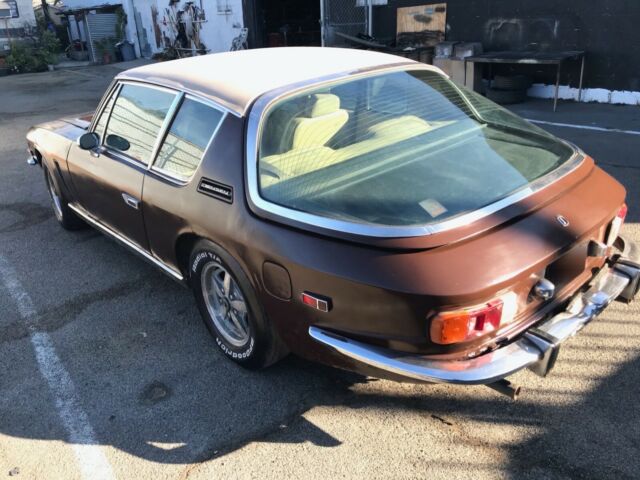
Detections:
1,98,638,476
3,285,639,479
1,203,638,477
240,338,640,478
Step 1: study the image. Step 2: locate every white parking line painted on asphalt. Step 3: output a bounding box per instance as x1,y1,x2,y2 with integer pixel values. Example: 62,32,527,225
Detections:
526,118,640,136
0,255,114,480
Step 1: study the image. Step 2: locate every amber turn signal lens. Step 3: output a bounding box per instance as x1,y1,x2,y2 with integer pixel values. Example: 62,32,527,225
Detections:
430,299,504,345
432,310,473,344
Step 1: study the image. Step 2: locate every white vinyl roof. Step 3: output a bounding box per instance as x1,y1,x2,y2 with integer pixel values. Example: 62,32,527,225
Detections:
118,47,424,116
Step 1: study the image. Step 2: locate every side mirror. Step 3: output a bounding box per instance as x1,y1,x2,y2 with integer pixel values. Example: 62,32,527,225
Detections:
78,132,100,150
106,134,130,152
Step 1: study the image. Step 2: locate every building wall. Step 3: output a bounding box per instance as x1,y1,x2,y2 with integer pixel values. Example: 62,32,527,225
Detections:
0,0,37,43
7,0,36,28
372,0,640,102
0,0,36,54
66,15,86,42
124,0,245,57
62,0,121,45
62,0,245,57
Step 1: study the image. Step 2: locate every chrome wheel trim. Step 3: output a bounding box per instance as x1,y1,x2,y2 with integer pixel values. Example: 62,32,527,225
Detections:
201,261,251,348
47,170,63,221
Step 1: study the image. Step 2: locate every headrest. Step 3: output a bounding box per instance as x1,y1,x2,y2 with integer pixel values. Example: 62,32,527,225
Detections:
306,94,341,117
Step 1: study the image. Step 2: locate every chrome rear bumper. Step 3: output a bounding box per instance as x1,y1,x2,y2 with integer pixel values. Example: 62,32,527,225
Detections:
309,236,640,385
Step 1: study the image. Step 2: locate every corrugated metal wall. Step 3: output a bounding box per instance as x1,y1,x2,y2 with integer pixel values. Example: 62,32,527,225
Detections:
86,12,118,62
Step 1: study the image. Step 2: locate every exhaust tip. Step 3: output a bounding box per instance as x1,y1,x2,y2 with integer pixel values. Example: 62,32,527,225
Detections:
512,384,522,400
487,379,521,400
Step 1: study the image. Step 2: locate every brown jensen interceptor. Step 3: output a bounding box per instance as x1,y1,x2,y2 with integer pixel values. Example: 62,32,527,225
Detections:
26,48,639,398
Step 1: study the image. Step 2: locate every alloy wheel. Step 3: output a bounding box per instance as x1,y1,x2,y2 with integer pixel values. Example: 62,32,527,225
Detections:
201,261,251,347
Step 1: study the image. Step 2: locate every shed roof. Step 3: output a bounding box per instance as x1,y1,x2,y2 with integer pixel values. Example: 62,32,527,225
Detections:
118,47,422,116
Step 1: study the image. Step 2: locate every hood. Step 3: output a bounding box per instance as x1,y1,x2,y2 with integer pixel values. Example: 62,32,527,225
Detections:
61,111,94,129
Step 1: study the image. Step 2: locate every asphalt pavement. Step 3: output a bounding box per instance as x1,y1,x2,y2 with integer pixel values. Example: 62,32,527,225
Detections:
0,63,639,480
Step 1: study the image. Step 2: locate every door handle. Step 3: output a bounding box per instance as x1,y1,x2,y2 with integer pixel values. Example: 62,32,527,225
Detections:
122,193,140,210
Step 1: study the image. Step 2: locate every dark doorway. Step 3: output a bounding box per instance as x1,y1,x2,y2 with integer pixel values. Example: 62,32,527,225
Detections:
248,0,321,48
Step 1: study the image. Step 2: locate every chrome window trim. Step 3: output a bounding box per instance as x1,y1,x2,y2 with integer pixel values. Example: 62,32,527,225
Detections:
99,80,180,167
245,65,585,239
92,80,178,134
90,82,121,135
115,75,241,118
148,93,228,185
147,91,185,167
89,80,119,132
102,148,149,171
89,79,228,185
168,86,238,118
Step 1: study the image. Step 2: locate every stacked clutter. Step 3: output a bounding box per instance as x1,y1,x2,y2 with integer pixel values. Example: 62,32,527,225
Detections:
433,42,483,92
486,75,533,104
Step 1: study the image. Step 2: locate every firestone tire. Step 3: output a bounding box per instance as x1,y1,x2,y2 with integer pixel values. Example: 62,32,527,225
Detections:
190,240,288,369
43,166,85,231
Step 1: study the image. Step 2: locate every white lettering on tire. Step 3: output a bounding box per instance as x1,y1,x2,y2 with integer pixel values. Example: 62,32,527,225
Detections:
216,336,254,359
192,251,221,273
195,251,254,360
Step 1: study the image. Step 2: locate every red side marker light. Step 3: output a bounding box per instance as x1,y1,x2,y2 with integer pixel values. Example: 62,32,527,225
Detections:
618,203,628,220
607,203,628,246
301,292,331,312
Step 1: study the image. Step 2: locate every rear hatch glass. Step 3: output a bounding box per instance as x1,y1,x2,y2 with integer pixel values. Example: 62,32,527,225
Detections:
258,69,574,227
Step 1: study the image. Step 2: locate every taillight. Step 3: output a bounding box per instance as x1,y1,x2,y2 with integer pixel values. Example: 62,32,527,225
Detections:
430,293,518,345
618,203,628,220
607,203,627,246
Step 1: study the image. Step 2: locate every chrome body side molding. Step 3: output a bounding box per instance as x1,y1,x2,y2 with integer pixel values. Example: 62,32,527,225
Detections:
68,203,185,283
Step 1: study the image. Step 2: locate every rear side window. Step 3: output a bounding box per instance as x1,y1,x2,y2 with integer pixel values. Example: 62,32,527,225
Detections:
153,98,224,180
104,84,176,164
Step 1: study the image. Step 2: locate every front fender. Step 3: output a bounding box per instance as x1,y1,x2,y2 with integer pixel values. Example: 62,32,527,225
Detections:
25,123,81,201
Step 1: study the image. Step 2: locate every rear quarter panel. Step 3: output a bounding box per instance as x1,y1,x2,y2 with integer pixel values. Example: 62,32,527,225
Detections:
145,105,624,367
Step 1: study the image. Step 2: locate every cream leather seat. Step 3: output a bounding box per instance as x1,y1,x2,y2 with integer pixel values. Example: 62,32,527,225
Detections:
334,116,433,162
260,92,445,187
261,115,434,185
289,94,349,150
260,94,348,184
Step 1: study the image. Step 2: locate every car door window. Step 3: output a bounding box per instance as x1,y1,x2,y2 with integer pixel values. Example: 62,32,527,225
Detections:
104,84,177,164
94,94,116,140
153,97,225,180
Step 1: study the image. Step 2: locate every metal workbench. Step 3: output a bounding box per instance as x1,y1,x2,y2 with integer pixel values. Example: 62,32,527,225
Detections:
464,51,586,111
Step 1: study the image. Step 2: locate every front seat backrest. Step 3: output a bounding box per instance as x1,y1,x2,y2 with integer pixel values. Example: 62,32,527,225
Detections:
290,94,348,150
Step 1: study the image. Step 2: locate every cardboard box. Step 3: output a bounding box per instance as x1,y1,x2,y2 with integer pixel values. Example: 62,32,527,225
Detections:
434,57,483,92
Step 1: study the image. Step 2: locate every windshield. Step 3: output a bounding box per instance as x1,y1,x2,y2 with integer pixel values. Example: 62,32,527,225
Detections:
257,69,574,227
